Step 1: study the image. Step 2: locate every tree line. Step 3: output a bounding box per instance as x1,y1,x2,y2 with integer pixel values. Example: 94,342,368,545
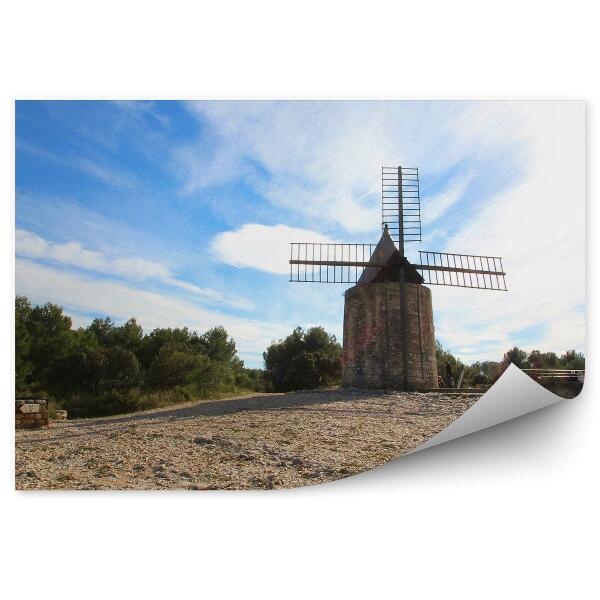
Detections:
15,296,265,417
15,295,583,417
436,340,585,387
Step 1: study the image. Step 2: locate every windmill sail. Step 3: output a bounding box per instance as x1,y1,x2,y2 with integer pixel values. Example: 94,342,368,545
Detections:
289,241,380,283
381,166,421,248
416,251,507,291
289,227,425,285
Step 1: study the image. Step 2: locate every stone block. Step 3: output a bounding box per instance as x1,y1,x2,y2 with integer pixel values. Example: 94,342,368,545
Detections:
15,398,50,429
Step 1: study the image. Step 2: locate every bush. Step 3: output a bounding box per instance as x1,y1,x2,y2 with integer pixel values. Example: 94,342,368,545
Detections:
148,344,203,389
189,356,236,396
263,326,342,392
59,389,139,419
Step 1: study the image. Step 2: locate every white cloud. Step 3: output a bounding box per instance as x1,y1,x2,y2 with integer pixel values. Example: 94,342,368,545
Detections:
201,101,585,360
114,100,172,130
421,174,471,225
15,259,289,362
211,223,333,275
164,277,254,310
178,101,492,233
112,257,170,280
16,140,141,190
16,229,253,311
429,102,585,360
16,229,168,280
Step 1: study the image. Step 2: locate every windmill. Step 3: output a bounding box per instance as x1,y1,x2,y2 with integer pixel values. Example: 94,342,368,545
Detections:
289,166,507,391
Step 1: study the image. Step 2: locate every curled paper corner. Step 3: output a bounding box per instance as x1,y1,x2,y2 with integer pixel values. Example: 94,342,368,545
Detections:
411,364,570,454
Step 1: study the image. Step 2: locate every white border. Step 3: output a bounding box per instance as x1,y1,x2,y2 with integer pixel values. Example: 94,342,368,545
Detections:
1,2,597,599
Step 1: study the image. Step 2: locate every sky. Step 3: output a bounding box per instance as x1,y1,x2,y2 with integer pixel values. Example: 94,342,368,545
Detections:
15,100,585,367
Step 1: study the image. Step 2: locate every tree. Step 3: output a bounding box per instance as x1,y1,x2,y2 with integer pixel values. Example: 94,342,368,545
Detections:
540,351,560,368
87,317,116,347
263,326,342,392
46,328,100,397
559,350,585,370
148,343,203,389
91,346,141,394
435,339,467,384
112,318,144,353
15,296,33,391
25,301,74,389
469,360,501,385
136,326,200,369
188,356,236,394
501,346,529,369
200,326,237,363
235,367,266,391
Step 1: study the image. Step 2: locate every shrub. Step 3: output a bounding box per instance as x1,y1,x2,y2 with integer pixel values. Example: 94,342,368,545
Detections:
148,343,203,389
263,326,342,392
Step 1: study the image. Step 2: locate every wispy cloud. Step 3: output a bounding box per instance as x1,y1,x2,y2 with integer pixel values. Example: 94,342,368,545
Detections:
174,102,514,233
429,102,585,361
16,139,141,190
176,101,506,234
16,229,253,311
421,174,472,225
164,278,254,311
16,229,168,280
114,100,172,130
16,258,287,362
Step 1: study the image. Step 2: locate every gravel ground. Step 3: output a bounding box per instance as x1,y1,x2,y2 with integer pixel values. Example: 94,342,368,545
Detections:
15,389,481,490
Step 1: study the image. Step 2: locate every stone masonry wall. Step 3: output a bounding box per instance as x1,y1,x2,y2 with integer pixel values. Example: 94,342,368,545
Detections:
342,282,438,390
16,399,49,429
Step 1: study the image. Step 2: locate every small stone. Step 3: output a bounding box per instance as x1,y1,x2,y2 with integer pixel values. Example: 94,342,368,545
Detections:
193,437,214,446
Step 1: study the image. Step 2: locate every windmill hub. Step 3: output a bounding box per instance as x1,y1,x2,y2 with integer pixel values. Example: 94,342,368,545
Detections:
289,166,507,391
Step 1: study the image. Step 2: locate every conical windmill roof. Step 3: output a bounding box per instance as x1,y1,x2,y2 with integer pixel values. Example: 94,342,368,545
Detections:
356,225,424,286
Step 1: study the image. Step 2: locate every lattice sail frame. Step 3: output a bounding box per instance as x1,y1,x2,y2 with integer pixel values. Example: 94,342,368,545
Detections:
381,166,421,247
416,251,507,291
289,242,380,284
289,243,507,290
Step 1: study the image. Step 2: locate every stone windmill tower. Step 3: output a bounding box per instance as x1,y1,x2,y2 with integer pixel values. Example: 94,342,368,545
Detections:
289,166,507,391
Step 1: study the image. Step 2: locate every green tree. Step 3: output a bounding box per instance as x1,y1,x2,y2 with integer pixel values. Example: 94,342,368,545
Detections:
148,343,203,389
25,301,74,389
468,360,501,385
188,355,236,394
136,326,200,369
200,326,237,363
15,296,33,391
559,350,585,370
263,326,342,392
501,346,529,369
112,318,144,353
46,328,100,397
235,367,266,391
435,339,467,384
87,317,116,347
92,346,142,394
540,351,560,368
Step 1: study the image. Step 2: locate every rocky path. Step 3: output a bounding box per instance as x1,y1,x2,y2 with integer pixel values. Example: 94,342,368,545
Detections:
15,389,481,490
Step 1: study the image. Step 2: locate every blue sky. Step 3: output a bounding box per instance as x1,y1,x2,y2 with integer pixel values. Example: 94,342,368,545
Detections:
15,100,585,366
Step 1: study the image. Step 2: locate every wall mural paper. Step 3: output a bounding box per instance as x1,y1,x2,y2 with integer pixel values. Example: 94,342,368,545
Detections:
14,100,585,490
